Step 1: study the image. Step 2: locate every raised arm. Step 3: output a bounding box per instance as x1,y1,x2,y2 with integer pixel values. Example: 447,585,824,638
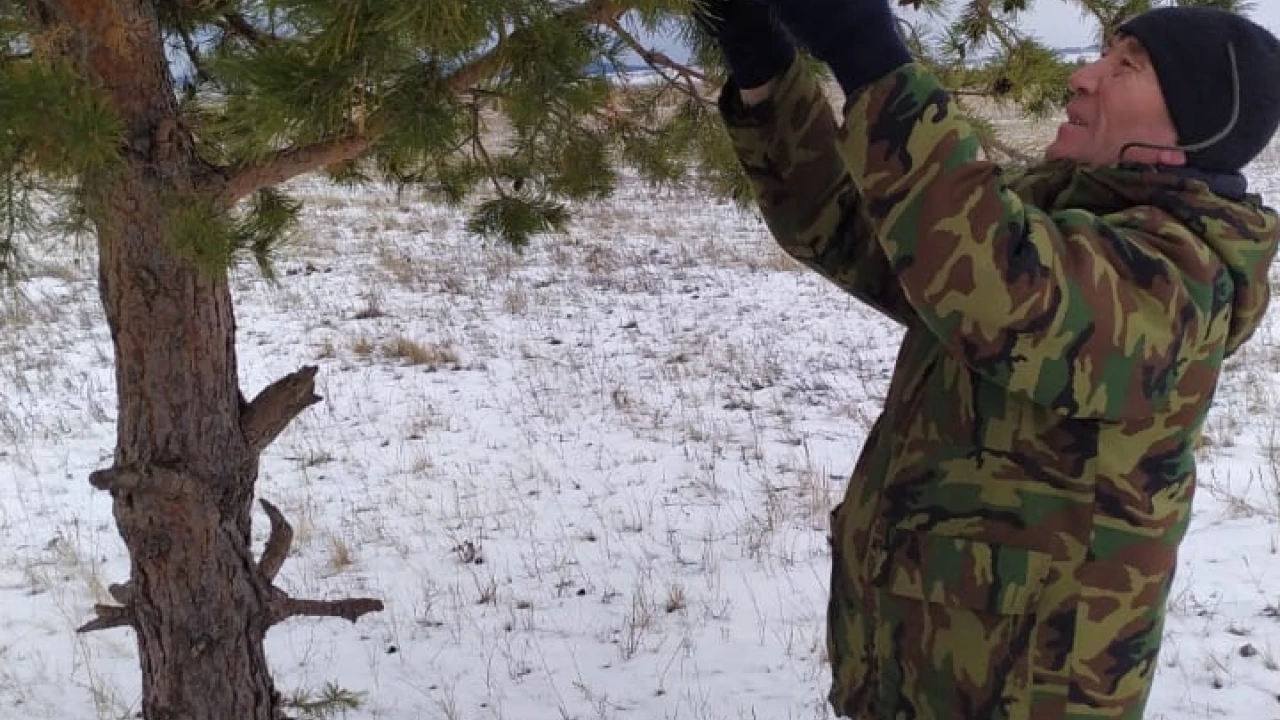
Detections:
718,58,915,326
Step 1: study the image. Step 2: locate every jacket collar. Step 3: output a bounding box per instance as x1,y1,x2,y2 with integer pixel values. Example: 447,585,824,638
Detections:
1157,165,1249,201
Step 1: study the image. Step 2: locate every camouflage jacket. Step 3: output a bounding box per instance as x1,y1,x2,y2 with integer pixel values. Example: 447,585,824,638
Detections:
720,58,1278,720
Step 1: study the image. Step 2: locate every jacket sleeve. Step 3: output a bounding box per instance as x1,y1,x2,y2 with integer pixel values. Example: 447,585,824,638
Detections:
719,58,915,327
837,65,1219,421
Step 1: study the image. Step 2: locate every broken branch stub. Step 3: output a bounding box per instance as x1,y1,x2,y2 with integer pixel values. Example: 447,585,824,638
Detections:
241,365,322,453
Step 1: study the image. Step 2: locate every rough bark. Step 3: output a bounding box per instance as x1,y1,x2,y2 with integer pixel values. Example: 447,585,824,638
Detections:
37,2,381,718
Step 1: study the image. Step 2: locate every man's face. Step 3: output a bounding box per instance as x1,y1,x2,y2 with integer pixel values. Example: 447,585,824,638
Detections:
1045,35,1185,167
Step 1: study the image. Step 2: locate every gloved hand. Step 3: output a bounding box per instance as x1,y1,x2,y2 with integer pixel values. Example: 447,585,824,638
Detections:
692,0,796,89
757,0,912,94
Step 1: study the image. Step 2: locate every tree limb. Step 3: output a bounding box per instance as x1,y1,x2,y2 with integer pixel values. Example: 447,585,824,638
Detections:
215,138,372,208
271,596,385,625
239,365,322,453
77,603,135,633
258,499,293,583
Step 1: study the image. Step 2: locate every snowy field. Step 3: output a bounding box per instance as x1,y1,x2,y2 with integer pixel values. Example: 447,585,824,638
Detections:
2,126,1279,719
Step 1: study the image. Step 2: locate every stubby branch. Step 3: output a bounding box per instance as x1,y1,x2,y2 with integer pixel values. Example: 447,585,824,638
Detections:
240,366,322,454
270,597,385,625
78,603,135,634
255,499,384,626
89,462,210,501
258,499,293,583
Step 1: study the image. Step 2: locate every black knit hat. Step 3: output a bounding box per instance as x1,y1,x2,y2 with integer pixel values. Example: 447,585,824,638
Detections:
1119,7,1280,173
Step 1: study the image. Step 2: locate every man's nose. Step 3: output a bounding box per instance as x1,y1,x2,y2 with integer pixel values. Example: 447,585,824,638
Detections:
1068,61,1100,95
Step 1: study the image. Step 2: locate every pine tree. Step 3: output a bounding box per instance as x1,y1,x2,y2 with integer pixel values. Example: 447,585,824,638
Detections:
0,1,1261,719
2,2,726,719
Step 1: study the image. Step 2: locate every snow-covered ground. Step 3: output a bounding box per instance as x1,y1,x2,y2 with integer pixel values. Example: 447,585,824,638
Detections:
2,132,1279,719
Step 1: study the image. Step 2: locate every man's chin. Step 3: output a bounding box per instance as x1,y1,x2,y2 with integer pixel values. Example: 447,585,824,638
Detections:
1044,141,1089,164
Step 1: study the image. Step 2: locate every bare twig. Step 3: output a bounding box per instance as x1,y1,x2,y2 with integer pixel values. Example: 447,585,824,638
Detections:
176,23,211,86
222,11,267,47
469,102,507,197
258,499,293,583
240,365,322,453
602,15,709,93
988,135,1037,165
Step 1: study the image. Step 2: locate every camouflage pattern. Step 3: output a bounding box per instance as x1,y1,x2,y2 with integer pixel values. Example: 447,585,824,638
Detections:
719,58,1279,720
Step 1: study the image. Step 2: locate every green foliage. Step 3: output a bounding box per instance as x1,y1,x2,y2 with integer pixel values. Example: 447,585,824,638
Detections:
282,681,366,719
465,195,569,248
0,40,122,280
161,187,301,282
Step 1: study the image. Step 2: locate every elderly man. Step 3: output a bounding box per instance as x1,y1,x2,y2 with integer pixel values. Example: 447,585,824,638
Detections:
697,2,1280,719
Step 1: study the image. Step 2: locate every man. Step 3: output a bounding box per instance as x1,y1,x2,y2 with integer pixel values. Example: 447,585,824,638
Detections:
696,1,1280,719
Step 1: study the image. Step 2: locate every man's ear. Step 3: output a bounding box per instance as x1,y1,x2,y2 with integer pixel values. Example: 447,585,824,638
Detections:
1155,147,1188,167
1118,142,1187,166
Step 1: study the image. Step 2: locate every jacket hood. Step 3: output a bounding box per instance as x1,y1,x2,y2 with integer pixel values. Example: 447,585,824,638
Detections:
1016,160,1280,355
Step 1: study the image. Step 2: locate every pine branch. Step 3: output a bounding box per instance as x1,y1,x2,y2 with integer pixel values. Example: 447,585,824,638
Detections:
240,365,322,453
214,137,370,207
446,0,627,93
211,1,631,203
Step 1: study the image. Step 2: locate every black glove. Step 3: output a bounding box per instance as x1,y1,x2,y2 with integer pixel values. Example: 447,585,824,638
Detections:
759,0,911,94
693,0,796,89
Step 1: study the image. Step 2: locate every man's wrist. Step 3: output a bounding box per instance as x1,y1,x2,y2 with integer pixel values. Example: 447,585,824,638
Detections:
740,80,779,106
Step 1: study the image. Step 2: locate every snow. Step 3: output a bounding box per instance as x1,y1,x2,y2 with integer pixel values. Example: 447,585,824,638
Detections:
2,137,1279,719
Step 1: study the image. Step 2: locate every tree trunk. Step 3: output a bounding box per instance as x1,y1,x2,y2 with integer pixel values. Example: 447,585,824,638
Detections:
39,2,381,718
94,170,281,719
